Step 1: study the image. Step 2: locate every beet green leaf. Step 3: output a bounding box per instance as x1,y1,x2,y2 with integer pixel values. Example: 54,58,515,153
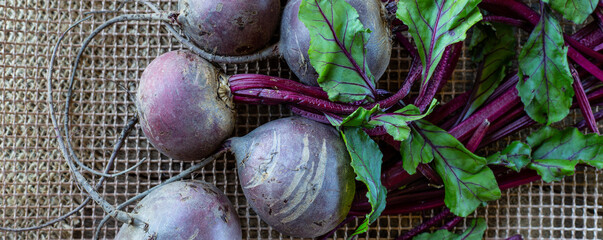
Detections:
527,126,603,169
341,127,386,237
528,159,579,182
414,230,455,240
517,6,574,125
543,0,598,24
370,100,437,142
486,141,532,172
461,23,516,120
396,0,482,89
327,101,435,143
327,105,381,128
299,0,376,103
488,127,603,182
398,121,432,175
328,101,434,233
413,218,486,240
404,120,501,216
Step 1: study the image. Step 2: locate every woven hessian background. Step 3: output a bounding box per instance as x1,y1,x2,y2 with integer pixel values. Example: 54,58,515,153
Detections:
0,0,601,239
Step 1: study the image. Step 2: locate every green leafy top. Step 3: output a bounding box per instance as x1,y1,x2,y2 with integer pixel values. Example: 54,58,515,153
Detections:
327,102,435,236
327,101,437,134
327,104,381,128
396,0,482,88
487,141,532,172
527,127,603,165
299,0,377,103
340,127,386,238
543,0,598,24
370,100,437,141
414,218,487,240
461,22,516,120
489,126,603,182
517,6,575,125
400,120,501,216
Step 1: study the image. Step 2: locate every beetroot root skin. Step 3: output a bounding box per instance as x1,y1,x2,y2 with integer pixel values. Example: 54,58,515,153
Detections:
230,117,356,238
115,180,242,240
136,50,235,160
178,0,281,56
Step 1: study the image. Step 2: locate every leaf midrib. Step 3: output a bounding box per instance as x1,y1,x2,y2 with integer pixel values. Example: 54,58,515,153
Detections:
411,123,488,202
313,0,375,98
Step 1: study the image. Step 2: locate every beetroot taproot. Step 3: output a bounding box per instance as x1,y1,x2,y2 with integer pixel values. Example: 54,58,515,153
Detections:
228,116,355,237
115,180,241,239
136,50,235,160
177,0,281,56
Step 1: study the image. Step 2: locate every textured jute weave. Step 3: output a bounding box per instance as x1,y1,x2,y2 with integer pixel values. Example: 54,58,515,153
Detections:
0,0,601,239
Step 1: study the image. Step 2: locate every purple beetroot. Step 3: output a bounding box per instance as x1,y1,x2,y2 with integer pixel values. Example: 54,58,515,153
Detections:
136,50,235,160
228,116,356,238
115,180,241,240
177,0,281,56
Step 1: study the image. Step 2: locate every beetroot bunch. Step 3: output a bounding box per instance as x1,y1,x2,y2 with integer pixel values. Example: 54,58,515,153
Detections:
29,0,603,239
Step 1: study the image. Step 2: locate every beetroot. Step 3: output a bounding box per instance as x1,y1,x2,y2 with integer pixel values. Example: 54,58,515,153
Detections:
279,0,392,86
177,0,281,56
136,50,235,160
228,116,355,237
115,180,241,239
